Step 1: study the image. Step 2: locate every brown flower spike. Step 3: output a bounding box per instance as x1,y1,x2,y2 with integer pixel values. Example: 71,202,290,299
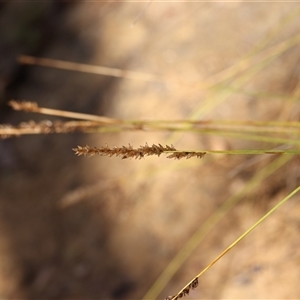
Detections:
165,278,199,300
73,144,206,160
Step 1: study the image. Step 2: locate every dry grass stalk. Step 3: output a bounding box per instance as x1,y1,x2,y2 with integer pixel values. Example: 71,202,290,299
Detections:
73,144,206,160
18,55,159,82
59,180,116,209
9,100,119,124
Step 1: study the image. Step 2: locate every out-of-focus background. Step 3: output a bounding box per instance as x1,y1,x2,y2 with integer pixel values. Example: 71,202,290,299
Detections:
1,1,300,299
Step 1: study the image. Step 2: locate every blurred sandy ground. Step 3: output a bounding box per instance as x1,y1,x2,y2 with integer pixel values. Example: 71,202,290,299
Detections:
1,1,300,299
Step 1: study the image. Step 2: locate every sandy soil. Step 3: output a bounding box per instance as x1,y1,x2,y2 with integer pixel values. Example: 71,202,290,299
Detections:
1,1,300,299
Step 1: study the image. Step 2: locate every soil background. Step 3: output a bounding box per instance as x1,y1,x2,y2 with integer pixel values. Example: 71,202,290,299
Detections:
1,1,300,299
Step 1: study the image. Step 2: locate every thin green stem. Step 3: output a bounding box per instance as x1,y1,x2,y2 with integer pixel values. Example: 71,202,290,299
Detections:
166,149,300,155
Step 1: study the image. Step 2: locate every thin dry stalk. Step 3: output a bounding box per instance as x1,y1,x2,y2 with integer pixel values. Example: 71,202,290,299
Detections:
73,144,206,160
59,180,116,209
18,55,159,82
131,0,153,26
9,100,119,124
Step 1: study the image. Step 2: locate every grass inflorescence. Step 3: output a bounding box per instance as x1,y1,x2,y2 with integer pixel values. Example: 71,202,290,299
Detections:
73,144,206,160
165,278,198,300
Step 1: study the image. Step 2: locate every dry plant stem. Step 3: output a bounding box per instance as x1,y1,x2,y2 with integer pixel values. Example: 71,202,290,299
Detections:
131,0,153,26
18,55,159,82
9,100,119,124
165,184,300,300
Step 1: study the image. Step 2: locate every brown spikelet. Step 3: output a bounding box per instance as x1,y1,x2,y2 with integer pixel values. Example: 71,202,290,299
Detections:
165,277,199,300
0,124,14,139
9,100,39,112
73,144,206,160
191,278,198,289
167,151,206,160
182,288,190,296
